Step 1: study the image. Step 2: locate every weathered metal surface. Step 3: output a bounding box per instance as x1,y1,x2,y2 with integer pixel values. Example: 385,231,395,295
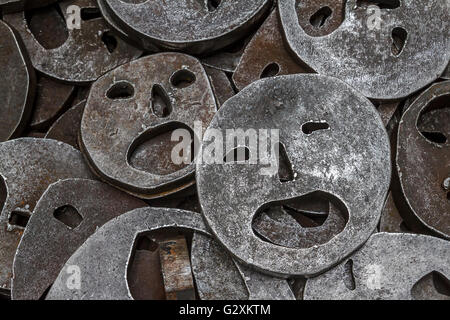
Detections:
304,233,450,300
278,0,450,100
191,233,295,300
11,178,147,300
80,53,217,199
196,74,391,277
0,138,94,291
377,102,400,128
0,19,36,142
233,9,310,91
45,101,86,149
394,80,450,239
45,208,204,299
379,192,412,234
443,63,450,80
30,76,75,130
0,0,58,13
4,0,142,84
204,66,235,109
99,0,272,54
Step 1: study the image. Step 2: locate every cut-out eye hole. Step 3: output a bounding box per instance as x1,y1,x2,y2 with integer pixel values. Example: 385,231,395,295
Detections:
170,70,196,89
151,84,172,118
207,0,222,12
356,0,400,9
8,210,30,229
277,143,295,183
310,6,332,28
391,27,408,56
420,132,447,144
411,271,450,300
224,147,250,163
343,259,356,290
302,121,330,134
53,205,83,229
101,31,118,54
260,63,281,79
106,81,134,100
80,7,102,21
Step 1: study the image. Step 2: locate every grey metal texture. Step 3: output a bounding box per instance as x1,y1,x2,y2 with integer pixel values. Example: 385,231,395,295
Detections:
0,138,94,291
278,0,450,100
304,233,450,300
196,74,391,277
80,53,217,199
0,19,35,142
191,232,295,300
3,0,142,84
12,178,147,300
45,208,207,300
99,0,272,54
394,80,450,239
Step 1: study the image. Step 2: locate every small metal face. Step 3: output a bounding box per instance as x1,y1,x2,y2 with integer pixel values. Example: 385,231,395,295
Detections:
0,138,94,291
11,179,147,300
304,233,450,300
0,19,35,142
3,0,142,84
191,233,295,300
98,0,272,54
196,74,391,277
45,208,206,300
233,9,310,91
395,81,450,239
278,0,450,100
80,53,217,199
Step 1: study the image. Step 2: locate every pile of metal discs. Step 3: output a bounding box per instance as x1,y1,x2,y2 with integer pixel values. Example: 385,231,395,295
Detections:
0,0,449,300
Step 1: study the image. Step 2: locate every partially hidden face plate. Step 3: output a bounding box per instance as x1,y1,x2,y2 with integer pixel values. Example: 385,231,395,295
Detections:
196,74,391,277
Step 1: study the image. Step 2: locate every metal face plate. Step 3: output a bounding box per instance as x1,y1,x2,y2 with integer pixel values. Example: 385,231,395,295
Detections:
278,0,450,100
100,0,272,54
4,0,142,84
12,178,147,300
80,53,217,199
395,81,450,239
196,74,391,277
0,138,94,291
45,208,206,299
0,20,35,142
304,233,450,300
191,233,295,300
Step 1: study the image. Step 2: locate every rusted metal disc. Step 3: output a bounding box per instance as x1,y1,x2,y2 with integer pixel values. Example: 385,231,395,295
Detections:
394,80,450,239
279,0,450,100
304,233,450,300
0,138,94,291
3,0,142,84
80,53,217,199
191,233,295,300
196,74,391,277
0,19,35,142
99,0,272,54
11,178,147,300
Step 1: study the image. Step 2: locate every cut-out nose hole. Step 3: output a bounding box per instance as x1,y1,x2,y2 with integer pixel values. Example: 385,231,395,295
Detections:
260,63,280,79
170,70,196,89
411,271,450,300
277,143,295,182
302,121,330,134
101,31,118,54
53,205,83,229
151,84,172,118
106,81,134,100
80,7,102,21
391,27,407,56
420,132,447,144
25,5,68,50
310,6,332,28
8,210,30,228
356,0,400,9
207,0,222,11
224,147,250,163
343,260,356,290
